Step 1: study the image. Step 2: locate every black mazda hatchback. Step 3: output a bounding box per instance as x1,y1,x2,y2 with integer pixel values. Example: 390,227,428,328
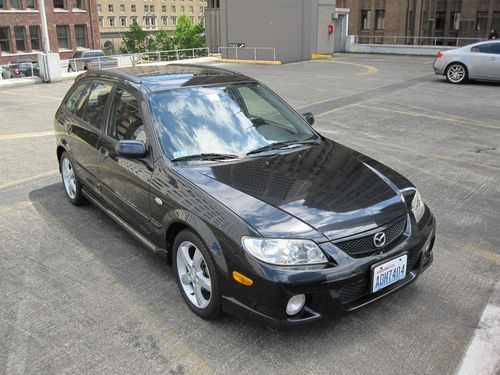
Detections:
54,64,435,329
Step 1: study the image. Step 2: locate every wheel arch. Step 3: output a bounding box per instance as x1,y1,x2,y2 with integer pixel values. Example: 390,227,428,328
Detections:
162,211,229,275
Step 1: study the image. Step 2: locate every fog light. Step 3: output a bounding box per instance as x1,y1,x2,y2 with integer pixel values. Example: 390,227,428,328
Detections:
286,294,306,316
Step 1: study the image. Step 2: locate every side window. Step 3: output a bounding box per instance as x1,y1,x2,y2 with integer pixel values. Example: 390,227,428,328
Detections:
107,88,146,142
471,44,492,53
64,82,90,113
489,44,500,55
83,81,114,129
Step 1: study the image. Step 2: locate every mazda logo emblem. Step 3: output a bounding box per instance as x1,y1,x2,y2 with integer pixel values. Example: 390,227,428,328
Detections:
373,232,386,248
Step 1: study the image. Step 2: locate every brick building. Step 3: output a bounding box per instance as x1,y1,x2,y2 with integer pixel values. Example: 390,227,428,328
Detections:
97,0,207,54
338,0,500,44
0,0,100,64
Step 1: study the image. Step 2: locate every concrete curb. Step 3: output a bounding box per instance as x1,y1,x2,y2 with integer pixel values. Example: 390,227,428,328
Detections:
214,58,282,65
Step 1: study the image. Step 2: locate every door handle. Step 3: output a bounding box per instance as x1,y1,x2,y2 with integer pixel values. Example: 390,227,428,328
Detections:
99,147,109,159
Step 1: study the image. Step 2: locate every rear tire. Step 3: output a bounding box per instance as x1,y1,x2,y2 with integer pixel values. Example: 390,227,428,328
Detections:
173,229,222,320
446,63,467,84
60,151,87,206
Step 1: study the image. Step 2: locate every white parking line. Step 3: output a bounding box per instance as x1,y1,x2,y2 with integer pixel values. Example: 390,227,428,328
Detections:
456,281,500,375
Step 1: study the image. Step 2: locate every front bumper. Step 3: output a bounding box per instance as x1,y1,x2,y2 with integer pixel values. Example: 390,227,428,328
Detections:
222,213,436,330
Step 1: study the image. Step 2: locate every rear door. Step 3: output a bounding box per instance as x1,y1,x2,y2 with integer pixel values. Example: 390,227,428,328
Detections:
57,80,113,197
484,43,500,80
96,85,154,236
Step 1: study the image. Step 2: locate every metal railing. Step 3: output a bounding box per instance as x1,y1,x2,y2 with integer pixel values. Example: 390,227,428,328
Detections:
354,35,486,47
218,46,277,61
60,47,210,74
0,62,40,80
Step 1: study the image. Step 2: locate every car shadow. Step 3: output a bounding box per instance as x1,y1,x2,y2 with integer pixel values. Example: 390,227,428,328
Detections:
28,182,422,344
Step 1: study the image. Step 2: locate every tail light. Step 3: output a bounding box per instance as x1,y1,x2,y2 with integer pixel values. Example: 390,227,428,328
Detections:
436,52,443,58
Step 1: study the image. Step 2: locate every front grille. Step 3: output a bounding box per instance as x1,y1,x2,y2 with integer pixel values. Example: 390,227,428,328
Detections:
334,217,407,258
339,252,421,305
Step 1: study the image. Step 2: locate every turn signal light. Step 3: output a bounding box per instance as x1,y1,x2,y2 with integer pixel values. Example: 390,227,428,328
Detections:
436,52,443,58
232,271,253,286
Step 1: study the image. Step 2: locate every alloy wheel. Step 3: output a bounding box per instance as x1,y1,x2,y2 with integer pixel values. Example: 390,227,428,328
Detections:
176,241,212,309
62,157,77,199
447,64,466,83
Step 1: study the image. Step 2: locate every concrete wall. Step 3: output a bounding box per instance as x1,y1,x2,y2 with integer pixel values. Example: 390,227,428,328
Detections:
345,35,456,55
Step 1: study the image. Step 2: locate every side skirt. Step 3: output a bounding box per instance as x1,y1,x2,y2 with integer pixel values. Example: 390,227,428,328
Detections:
82,188,168,257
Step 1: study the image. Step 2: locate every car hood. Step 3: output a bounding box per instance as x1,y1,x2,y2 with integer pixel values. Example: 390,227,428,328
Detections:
176,139,411,241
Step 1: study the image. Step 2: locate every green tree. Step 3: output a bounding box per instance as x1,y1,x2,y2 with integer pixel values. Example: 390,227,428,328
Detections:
150,29,174,51
173,14,205,50
120,23,147,53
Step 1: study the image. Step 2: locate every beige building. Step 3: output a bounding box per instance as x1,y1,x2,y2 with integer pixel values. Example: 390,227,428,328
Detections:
98,0,207,54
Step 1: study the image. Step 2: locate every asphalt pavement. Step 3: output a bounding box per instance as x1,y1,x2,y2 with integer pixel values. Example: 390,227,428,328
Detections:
0,54,499,374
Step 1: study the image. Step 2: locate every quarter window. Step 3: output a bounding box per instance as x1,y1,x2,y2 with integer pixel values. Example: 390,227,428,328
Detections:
65,82,91,113
83,82,114,129
108,88,146,142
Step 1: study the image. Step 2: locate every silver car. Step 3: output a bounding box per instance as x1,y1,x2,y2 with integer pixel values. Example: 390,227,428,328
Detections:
433,40,500,84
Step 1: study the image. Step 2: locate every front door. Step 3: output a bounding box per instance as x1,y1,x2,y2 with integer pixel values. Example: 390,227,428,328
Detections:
96,86,153,236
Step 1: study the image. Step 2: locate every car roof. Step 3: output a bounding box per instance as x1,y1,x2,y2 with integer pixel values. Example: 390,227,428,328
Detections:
80,64,256,92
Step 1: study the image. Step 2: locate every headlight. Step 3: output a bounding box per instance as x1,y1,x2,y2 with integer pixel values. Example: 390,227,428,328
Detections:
411,190,425,222
241,237,327,265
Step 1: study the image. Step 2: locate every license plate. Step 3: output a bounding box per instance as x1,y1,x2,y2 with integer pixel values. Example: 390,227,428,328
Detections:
371,254,407,293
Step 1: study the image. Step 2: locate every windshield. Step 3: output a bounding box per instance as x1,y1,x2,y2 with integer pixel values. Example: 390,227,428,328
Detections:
149,83,317,160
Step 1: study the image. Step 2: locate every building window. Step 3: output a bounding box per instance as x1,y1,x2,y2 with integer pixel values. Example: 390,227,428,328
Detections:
53,0,65,10
190,15,194,22
75,25,87,47
131,17,137,25
73,0,84,10
171,5,176,12
26,0,36,9
361,10,371,30
200,6,204,13
10,0,21,9
56,25,70,50
120,4,124,12
109,17,115,27
476,12,488,31
450,12,460,31
131,4,136,12
144,5,148,12
108,4,113,12
14,26,26,52
0,27,11,52
150,5,154,12
162,5,166,12
29,26,41,50
189,6,193,13
120,17,127,27
162,16,168,26
435,12,446,31
97,3,101,12
172,16,177,26
98,17,103,27
494,12,500,31
375,10,384,30
180,5,184,13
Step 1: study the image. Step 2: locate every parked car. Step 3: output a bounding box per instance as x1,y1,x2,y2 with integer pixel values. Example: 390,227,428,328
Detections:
2,59,40,78
67,50,118,72
433,40,500,83
54,65,436,329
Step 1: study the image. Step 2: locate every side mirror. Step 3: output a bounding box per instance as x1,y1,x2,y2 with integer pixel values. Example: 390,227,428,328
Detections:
115,140,147,158
302,112,315,126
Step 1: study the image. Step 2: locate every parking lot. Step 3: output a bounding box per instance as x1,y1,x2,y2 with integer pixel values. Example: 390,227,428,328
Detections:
1,54,499,374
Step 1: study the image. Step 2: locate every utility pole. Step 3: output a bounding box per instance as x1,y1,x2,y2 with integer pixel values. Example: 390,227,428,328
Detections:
39,0,51,52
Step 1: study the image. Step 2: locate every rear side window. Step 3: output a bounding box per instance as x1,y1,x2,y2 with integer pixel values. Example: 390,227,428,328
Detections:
64,82,90,113
82,81,114,129
471,43,495,53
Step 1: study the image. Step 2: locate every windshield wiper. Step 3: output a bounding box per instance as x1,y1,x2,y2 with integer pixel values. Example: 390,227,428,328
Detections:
246,139,320,156
171,153,239,162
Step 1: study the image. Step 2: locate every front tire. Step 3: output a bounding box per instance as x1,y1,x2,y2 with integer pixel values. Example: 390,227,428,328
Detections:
446,63,467,84
173,229,222,320
60,152,86,206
